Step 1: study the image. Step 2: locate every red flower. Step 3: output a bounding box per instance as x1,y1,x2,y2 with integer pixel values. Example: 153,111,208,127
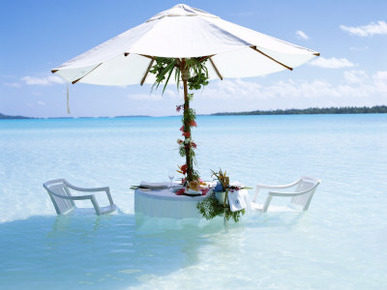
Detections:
190,120,197,127
182,131,190,138
177,139,183,145
176,105,183,112
201,188,209,195
177,165,188,176
176,188,185,195
191,142,197,148
180,164,188,175
180,125,185,132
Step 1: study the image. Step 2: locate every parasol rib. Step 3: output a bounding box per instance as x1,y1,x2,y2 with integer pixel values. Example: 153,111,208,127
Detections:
139,54,155,60
126,53,156,61
209,57,223,80
197,55,214,63
141,59,155,85
250,46,293,71
72,63,103,84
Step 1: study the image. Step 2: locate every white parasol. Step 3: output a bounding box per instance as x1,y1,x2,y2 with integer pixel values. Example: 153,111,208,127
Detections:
52,4,319,86
52,3,319,182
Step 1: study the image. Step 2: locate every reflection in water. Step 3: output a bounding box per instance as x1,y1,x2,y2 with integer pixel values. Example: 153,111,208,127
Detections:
0,213,229,289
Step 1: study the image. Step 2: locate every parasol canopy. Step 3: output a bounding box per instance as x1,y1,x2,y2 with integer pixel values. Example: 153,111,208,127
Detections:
52,3,319,86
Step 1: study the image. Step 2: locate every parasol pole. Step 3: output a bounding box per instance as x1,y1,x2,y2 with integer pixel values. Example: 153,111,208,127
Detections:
181,58,193,182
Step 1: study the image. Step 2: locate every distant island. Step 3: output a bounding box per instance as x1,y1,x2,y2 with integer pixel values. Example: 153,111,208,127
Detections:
1,106,386,119
211,106,387,116
0,113,34,119
0,114,148,120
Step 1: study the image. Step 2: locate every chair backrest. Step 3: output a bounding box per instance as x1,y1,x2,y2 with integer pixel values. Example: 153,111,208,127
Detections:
44,179,76,215
290,177,320,210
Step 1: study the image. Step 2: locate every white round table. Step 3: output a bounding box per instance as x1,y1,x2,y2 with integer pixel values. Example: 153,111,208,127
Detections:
135,187,208,219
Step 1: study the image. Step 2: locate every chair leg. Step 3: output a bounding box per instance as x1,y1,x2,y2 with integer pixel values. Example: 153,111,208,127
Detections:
263,195,273,212
90,196,102,215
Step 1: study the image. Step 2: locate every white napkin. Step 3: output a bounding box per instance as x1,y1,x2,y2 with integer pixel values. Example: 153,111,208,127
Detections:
228,190,247,212
140,181,169,189
186,189,202,196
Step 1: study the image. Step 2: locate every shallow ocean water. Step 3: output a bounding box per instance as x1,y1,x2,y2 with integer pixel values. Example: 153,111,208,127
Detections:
0,114,386,289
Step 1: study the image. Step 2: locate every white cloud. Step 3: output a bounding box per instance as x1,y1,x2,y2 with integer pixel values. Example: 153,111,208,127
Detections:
37,101,46,106
128,92,162,101
296,30,309,40
195,70,387,112
2,75,65,88
164,89,179,99
349,46,368,51
127,88,181,101
3,82,21,88
343,70,368,83
340,21,387,37
308,57,356,69
373,71,387,91
21,75,65,86
199,79,262,100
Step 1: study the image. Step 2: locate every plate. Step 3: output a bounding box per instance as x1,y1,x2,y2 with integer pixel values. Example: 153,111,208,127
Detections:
185,189,202,196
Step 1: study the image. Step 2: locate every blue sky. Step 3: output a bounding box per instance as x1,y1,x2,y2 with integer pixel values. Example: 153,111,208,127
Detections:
1,0,387,118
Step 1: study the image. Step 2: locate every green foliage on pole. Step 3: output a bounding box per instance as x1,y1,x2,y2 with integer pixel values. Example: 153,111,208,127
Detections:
150,57,210,182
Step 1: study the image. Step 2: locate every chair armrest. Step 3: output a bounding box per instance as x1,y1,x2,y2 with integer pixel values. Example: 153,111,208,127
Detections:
256,179,302,190
66,182,114,206
252,178,302,202
268,189,311,197
47,190,95,200
65,181,108,193
262,188,309,212
64,181,115,206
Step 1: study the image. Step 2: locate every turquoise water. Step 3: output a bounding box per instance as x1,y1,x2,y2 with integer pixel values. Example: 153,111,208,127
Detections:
0,114,386,289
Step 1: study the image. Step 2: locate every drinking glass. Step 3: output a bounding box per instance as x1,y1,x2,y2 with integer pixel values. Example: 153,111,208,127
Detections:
168,170,175,188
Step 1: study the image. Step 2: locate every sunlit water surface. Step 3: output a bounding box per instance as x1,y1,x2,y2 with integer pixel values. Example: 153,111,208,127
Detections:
0,115,386,289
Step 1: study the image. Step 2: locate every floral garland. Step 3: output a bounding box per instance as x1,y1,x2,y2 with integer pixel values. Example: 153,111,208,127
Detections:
150,57,209,184
176,96,200,182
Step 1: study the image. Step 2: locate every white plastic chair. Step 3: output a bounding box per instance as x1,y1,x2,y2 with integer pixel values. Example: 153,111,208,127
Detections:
251,176,321,212
43,179,117,215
